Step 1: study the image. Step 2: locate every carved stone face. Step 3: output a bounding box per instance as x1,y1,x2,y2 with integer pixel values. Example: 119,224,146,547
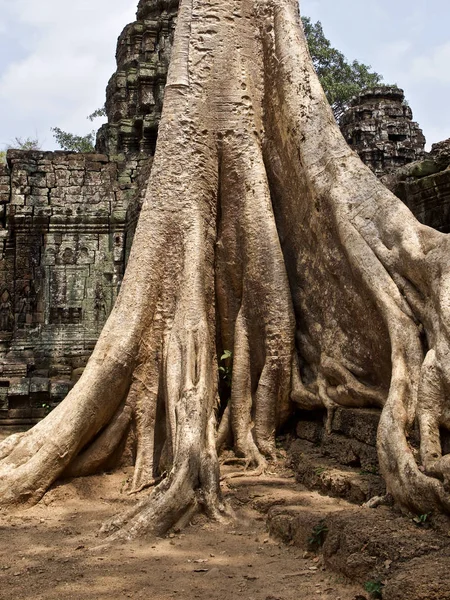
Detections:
62,248,75,265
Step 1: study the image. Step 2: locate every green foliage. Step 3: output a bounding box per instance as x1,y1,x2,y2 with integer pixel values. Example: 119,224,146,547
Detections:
359,466,379,476
7,136,41,151
41,403,53,416
219,350,233,388
0,151,6,164
413,512,431,526
87,107,107,121
364,580,384,599
302,17,384,121
51,127,96,153
308,520,328,550
52,105,106,153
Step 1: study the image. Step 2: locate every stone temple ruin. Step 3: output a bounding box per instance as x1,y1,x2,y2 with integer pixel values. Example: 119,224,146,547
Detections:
1,0,450,426
340,86,426,177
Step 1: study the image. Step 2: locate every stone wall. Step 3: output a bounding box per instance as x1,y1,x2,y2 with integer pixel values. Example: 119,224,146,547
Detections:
0,0,178,425
399,170,450,233
383,138,450,233
0,150,139,423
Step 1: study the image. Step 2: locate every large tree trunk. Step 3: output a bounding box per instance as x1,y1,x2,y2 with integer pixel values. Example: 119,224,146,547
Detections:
2,0,450,538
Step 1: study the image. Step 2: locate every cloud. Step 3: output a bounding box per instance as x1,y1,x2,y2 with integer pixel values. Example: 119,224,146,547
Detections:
380,40,413,62
0,0,137,148
409,42,450,85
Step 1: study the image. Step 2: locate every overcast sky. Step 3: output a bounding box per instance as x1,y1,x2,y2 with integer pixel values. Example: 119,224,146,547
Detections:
0,0,448,150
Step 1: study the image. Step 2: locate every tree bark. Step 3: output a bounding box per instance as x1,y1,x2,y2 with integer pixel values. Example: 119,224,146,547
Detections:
2,0,450,538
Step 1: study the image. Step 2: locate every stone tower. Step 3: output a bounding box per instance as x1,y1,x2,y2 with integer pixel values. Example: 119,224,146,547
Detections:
96,0,179,158
340,86,426,177
96,0,180,257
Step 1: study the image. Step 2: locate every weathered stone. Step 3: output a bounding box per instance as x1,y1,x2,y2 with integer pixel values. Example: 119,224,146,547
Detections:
331,407,380,447
340,86,426,177
30,378,50,394
430,138,450,171
295,419,323,444
8,378,30,396
323,508,450,584
398,168,450,233
383,553,450,600
267,500,352,550
289,439,385,504
0,150,130,420
50,381,72,400
96,0,177,158
321,434,379,471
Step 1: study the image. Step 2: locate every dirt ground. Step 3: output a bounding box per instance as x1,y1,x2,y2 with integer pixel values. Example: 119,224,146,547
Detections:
0,464,365,600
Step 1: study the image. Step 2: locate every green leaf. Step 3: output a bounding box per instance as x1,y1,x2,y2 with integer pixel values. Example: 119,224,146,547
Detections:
51,127,96,152
6,136,41,151
87,106,107,122
301,16,385,121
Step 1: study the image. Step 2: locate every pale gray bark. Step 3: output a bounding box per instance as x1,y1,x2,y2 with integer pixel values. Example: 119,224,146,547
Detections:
1,0,450,537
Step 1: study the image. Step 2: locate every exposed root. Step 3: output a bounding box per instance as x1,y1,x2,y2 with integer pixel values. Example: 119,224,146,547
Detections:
221,457,249,466
63,404,132,479
100,454,226,542
216,404,231,452
128,474,166,495
2,0,450,536
222,463,268,481
127,360,160,493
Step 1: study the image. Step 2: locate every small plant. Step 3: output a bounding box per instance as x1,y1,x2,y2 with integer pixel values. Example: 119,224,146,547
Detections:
364,580,384,599
219,350,233,388
359,466,379,476
413,512,431,526
41,403,53,416
308,520,328,550
314,466,326,476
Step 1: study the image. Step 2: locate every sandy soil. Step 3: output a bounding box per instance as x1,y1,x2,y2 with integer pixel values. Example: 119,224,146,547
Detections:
0,465,365,600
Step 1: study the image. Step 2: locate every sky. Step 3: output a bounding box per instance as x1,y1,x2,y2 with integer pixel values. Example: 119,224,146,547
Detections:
0,0,449,150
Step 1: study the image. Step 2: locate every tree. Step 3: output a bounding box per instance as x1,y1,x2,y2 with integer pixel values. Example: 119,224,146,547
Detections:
302,16,383,120
52,107,106,152
51,127,96,153
1,0,450,542
7,136,41,151
0,137,41,163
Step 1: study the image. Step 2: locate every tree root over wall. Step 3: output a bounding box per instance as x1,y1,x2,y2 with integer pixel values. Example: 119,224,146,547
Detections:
2,0,450,540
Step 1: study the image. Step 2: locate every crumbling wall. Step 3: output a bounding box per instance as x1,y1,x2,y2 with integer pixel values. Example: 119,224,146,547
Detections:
96,0,178,157
383,138,450,233
0,150,137,423
340,86,426,177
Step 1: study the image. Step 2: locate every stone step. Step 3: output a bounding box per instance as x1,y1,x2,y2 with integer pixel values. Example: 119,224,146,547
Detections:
295,407,381,472
266,497,450,600
267,491,355,550
289,438,386,505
